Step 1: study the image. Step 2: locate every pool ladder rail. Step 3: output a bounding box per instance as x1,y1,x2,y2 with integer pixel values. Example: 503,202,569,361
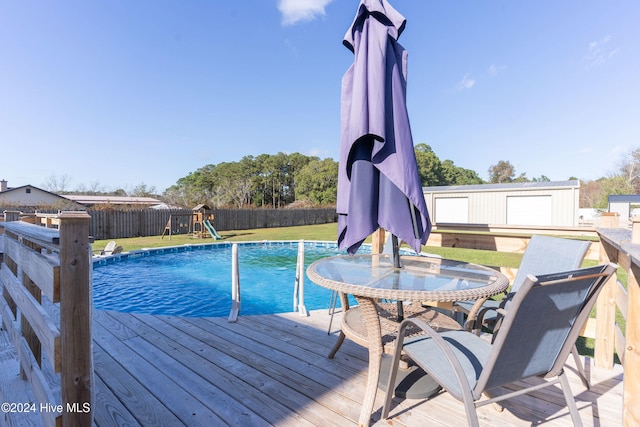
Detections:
228,240,309,323
228,244,241,322
294,240,308,317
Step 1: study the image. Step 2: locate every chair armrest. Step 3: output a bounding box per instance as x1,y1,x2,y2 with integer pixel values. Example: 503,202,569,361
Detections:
489,308,509,341
463,296,489,332
474,291,515,336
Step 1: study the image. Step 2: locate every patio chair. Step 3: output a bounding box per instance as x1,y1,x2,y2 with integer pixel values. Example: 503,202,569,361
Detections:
452,235,591,333
99,240,123,256
381,263,617,427
453,235,592,388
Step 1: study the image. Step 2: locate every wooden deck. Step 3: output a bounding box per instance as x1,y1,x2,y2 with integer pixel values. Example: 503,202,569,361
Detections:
1,308,623,427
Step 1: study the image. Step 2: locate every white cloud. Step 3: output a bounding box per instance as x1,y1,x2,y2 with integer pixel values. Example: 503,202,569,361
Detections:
487,64,506,76
610,144,629,156
278,0,334,26
456,73,475,91
585,35,621,68
283,38,299,56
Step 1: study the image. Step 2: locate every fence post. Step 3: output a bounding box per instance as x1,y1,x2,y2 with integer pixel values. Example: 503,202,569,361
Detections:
600,211,619,228
58,211,93,426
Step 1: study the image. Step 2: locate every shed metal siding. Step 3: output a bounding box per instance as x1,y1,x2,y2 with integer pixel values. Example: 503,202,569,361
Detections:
423,181,580,227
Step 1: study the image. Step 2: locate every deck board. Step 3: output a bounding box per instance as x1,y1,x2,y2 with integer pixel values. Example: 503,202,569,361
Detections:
125,313,324,426
176,316,362,426
0,308,624,427
0,328,42,427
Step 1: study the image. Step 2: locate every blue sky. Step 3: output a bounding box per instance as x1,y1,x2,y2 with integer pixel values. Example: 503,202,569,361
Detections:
1,1,638,193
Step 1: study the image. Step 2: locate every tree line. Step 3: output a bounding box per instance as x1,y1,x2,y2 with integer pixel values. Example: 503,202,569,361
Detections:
45,144,640,211
161,145,640,209
580,147,640,209
482,150,640,210
161,144,489,208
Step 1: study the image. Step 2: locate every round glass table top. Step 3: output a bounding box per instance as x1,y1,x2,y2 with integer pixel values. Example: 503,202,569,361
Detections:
307,254,509,302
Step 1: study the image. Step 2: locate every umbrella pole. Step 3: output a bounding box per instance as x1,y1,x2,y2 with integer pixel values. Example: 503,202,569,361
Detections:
408,199,420,239
392,234,401,269
392,235,404,321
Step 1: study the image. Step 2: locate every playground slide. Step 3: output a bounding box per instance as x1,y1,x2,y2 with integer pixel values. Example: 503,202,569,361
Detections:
203,219,223,240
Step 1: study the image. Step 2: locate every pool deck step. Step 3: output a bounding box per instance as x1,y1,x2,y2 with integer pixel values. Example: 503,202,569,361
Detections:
1,308,624,427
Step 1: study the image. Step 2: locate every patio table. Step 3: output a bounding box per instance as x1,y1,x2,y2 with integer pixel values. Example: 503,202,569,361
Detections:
307,254,509,427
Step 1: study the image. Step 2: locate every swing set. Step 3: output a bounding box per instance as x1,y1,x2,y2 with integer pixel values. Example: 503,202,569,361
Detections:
161,204,221,240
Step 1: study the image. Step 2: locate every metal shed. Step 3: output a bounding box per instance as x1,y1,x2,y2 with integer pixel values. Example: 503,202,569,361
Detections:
608,194,640,222
422,180,581,227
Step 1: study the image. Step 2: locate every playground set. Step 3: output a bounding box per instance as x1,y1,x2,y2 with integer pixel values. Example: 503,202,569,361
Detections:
161,204,222,240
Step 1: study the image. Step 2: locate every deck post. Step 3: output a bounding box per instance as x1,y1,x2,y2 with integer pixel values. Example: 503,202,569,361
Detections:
3,210,21,222
632,217,640,243
371,228,385,254
625,262,640,426
1,211,20,334
595,228,618,369
58,211,93,427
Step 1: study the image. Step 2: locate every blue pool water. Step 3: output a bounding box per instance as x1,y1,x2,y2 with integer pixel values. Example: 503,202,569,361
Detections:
93,241,359,317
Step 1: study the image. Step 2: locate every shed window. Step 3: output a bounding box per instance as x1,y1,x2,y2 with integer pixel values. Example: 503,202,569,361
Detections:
26,188,31,194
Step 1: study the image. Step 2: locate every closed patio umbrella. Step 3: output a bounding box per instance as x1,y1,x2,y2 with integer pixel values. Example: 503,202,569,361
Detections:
337,0,431,257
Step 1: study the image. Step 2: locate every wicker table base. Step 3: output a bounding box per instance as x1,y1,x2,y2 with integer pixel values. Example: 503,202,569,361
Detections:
334,302,461,354
332,302,461,399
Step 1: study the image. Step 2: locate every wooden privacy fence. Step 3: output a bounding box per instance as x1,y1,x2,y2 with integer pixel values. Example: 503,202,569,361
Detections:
211,208,336,231
88,209,177,240
87,207,337,240
0,211,93,427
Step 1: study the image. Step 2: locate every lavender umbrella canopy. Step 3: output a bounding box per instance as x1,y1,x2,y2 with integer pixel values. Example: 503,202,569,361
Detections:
337,0,431,254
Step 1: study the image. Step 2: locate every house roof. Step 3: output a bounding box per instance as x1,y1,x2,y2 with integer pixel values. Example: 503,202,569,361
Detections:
422,180,580,193
608,194,640,203
62,195,162,206
0,184,163,207
0,184,67,200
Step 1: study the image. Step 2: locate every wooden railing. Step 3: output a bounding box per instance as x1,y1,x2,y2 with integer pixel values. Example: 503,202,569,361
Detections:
0,211,93,427
427,224,600,261
595,222,637,427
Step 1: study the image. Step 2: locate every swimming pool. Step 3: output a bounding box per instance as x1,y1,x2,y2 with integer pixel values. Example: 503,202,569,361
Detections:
93,241,362,317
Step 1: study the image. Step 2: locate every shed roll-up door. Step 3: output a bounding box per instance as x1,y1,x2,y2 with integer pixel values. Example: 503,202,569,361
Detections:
507,195,551,226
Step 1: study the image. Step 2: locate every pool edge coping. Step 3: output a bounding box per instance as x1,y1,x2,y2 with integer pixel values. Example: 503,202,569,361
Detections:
92,240,435,266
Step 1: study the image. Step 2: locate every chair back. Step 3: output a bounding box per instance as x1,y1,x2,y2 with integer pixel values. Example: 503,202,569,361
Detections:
475,263,616,394
510,235,591,293
102,240,117,255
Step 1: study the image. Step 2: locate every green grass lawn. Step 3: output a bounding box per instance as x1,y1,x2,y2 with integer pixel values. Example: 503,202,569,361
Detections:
93,222,340,252
93,222,616,359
